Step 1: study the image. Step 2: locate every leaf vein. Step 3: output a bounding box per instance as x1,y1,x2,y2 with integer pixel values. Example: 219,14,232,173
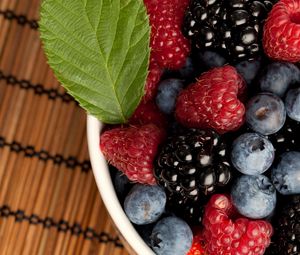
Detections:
53,0,81,18
118,3,149,105
49,51,114,98
81,0,125,121
42,8,101,56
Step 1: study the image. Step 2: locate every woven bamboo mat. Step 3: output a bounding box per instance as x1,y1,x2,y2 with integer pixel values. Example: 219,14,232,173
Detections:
0,0,130,254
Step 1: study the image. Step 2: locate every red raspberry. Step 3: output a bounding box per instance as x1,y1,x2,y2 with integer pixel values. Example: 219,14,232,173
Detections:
187,232,207,255
203,194,273,255
100,124,165,185
263,0,300,62
143,61,162,102
145,0,191,69
151,23,191,70
175,66,246,134
129,100,167,129
145,0,189,22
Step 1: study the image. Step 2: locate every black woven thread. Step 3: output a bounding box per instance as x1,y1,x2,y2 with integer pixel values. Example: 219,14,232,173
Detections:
0,9,38,30
0,70,76,104
0,205,123,247
0,136,91,172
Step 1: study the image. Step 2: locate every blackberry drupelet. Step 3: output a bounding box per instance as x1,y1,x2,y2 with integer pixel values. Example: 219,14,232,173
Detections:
266,195,300,255
183,0,278,62
166,191,207,225
268,117,300,155
154,129,231,199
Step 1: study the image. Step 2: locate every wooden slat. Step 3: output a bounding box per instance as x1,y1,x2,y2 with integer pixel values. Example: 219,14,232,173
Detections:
0,0,130,254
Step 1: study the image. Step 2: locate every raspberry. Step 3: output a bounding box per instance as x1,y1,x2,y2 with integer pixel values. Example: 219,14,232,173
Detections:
143,61,162,102
175,66,246,134
145,0,189,22
187,232,206,255
263,0,300,62
100,124,165,185
129,100,167,129
145,0,191,69
203,194,273,255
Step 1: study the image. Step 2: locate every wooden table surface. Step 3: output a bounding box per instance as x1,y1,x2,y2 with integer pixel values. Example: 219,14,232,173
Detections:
0,1,130,254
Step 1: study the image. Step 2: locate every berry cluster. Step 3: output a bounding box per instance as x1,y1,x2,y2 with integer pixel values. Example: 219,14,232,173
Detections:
100,0,300,254
183,0,278,62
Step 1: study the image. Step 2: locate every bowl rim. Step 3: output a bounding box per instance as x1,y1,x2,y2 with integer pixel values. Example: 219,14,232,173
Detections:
87,115,155,255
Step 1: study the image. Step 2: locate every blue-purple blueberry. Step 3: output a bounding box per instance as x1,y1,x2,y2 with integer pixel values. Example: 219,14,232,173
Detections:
235,58,261,84
150,216,193,255
135,223,155,247
124,184,166,225
259,62,300,97
231,133,275,175
197,50,227,69
179,57,195,79
156,79,184,114
231,175,277,219
246,93,286,135
271,151,300,195
114,171,132,201
285,88,300,122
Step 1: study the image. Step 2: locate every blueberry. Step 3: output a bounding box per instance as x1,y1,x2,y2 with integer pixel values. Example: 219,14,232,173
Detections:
231,133,275,175
271,151,300,195
259,62,300,97
285,87,300,122
135,223,155,246
178,57,196,79
235,58,261,84
150,216,193,255
156,79,184,114
162,57,196,81
231,175,277,219
197,50,227,69
246,93,286,135
114,171,132,201
124,184,166,225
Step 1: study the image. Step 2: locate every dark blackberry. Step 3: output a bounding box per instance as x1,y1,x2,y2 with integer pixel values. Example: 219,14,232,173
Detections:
165,191,207,225
183,0,278,62
154,129,231,198
154,129,232,224
266,195,300,255
268,117,300,155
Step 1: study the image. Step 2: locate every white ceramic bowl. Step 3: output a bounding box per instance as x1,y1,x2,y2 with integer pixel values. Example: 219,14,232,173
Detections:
87,115,155,255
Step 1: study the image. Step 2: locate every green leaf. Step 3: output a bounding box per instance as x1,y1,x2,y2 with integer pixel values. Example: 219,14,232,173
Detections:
39,0,150,124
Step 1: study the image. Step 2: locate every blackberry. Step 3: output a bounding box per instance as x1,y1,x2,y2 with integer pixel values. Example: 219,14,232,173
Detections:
154,129,231,224
266,195,300,255
183,0,277,62
268,117,300,155
166,191,206,225
155,129,231,205
155,129,231,197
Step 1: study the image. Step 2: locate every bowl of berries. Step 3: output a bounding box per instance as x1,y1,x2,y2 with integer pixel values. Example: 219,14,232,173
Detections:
40,0,300,254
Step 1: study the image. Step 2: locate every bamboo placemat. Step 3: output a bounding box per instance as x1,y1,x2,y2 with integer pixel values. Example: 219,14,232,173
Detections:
0,1,130,254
